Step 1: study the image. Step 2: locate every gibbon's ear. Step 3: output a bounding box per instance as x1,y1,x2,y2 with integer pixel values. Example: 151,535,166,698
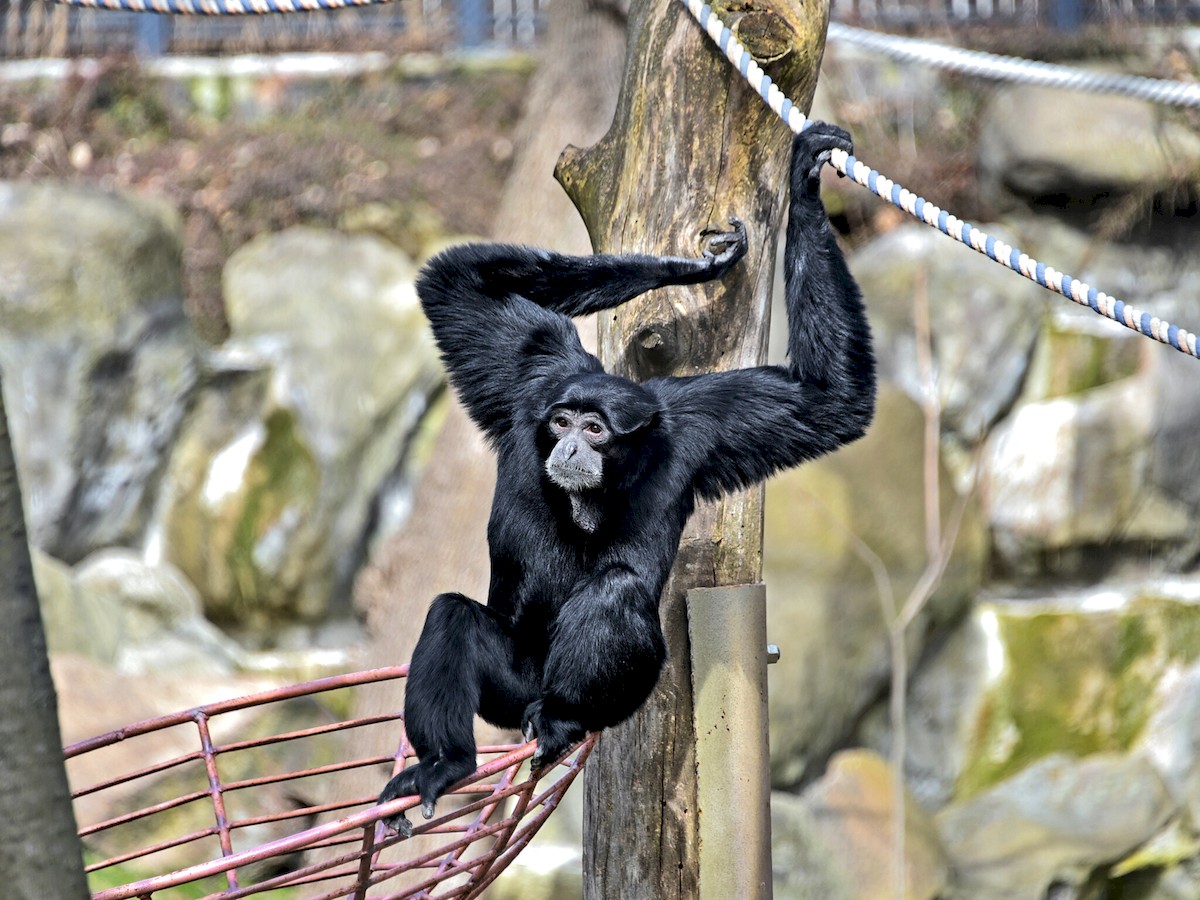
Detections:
603,390,660,437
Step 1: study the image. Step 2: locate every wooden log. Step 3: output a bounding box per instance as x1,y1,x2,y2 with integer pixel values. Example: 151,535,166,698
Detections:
555,1,829,896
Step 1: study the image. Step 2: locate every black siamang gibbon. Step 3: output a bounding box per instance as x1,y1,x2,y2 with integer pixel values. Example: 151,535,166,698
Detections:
378,122,876,832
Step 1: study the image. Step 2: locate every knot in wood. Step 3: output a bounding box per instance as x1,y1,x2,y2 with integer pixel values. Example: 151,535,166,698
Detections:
731,8,795,62
630,320,684,377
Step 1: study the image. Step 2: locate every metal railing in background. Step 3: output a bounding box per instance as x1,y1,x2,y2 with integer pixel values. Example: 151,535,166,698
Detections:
6,0,1200,61
0,0,547,59
833,0,1200,27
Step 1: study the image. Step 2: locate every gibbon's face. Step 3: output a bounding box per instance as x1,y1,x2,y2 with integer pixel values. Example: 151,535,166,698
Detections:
544,408,611,492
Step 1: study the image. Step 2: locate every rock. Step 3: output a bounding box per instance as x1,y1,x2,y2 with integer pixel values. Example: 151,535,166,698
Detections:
979,84,1200,203
75,549,245,676
1140,656,1200,827
339,199,448,262
1022,313,1144,402
865,584,1200,810
0,181,199,561
1123,864,1200,900
1147,349,1200,546
936,754,1175,899
855,608,994,810
158,227,443,631
33,548,121,665
983,376,1192,576
848,223,1046,446
771,790,856,900
1108,819,1200,896
35,547,243,676
967,211,1200,575
765,386,986,788
773,751,949,900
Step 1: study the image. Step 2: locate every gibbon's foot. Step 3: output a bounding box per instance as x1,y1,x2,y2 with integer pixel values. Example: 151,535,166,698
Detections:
377,752,475,834
522,700,586,772
377,767,417,836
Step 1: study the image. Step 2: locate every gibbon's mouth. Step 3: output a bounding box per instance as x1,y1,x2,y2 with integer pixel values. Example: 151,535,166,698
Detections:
546,462,603,490
557,465,596,477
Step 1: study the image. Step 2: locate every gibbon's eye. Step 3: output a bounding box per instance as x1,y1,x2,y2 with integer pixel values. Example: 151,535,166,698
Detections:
553,415,571,430
584,422,604,436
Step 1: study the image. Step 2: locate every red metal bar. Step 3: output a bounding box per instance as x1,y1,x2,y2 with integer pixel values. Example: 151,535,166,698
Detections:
71,748,207,799
216,714,403,755
78,787,211,837
65,667,409,759
223,755,398,793
228,796,377,830
89,757,509,898
353,824,376,900
195,712,239,891
84,826,219,873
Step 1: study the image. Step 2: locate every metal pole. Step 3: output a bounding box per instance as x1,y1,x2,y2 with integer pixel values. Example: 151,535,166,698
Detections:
134,12,171,57
456,0,489,47
687,584,773,900
1051,0,1082,31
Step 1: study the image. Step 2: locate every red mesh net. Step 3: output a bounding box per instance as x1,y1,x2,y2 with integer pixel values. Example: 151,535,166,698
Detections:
65,666,594,899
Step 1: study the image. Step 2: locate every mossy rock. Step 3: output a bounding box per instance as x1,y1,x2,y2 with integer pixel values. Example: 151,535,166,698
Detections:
958,594,1200,799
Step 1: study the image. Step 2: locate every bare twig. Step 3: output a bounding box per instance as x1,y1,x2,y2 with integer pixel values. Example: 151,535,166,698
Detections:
884,269,978,900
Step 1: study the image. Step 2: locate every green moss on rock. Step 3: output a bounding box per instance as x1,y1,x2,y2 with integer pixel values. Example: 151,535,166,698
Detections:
223,409,320,621
956,596,1200,799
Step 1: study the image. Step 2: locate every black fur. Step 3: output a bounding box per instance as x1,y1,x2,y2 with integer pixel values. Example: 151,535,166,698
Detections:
378,123,876,832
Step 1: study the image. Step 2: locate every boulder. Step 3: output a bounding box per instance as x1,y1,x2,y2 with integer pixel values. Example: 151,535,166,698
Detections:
770,790,856,900
765,386,985,788
773,751,949,900
33,548,122,665
34,547,243,677
1140,655,1200,828
0,181,198,561
979,83,1200,203
1106,819,1200,898
75,549,245,677
848,223,1046,446
936,754,1174,899
983,376,1192,576
964,210,1200,575
159,227,443,632
863,583,1200,810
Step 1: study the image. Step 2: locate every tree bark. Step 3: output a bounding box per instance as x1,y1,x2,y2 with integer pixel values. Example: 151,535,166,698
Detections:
557,1,828,896
0,371,90,899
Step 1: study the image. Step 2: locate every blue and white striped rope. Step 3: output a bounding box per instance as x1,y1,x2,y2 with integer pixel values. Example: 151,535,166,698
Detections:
679,0,1198,360
51,0,393,14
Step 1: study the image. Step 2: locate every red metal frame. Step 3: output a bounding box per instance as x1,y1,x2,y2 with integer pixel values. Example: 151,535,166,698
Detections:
64,666,595,899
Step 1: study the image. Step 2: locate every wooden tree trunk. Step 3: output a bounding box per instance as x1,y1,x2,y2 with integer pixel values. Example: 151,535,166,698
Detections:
0,373,90,899
556,1,828,896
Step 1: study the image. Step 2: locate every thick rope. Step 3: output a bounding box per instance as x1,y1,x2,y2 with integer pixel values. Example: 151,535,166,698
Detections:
679,0,1199,359
50,0,394,14
829,23,1200,110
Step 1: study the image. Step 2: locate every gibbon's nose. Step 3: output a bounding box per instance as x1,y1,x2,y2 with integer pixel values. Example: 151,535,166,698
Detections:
563,440,578,460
